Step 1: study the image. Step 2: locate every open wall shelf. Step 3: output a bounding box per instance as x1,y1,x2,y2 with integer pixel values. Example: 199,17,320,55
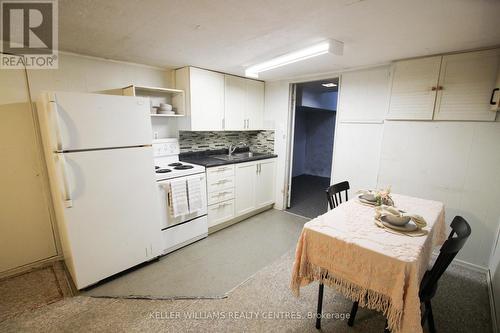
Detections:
122,85,185,116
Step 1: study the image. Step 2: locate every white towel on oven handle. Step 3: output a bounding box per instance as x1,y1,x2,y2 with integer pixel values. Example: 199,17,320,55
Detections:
167,179,188,217
187,177,203,213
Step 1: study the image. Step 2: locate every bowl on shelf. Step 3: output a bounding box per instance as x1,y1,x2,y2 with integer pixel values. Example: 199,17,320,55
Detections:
159,103,172,111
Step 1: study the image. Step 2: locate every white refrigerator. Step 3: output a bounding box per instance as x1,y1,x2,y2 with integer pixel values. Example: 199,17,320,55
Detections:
37,91,162,289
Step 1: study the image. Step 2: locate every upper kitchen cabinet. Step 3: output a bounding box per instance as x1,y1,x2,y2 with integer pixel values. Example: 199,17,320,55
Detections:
434,49,500,121
224,74,265,130
245,79,265,130
387,49,500,121
387,56,442,120
224,75,247,130
175,67,225,131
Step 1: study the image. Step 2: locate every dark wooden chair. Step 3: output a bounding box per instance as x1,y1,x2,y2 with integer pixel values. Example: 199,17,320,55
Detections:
325,181,350,209
316,181,350,329
346,215,472,332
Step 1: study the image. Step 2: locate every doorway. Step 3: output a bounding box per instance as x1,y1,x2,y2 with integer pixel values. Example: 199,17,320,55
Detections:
286,78,338,218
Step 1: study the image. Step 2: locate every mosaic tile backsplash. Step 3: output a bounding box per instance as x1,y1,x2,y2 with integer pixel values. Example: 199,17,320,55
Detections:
179,131,275,154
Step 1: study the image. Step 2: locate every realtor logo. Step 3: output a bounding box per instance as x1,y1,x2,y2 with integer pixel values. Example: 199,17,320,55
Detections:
1,0,58,69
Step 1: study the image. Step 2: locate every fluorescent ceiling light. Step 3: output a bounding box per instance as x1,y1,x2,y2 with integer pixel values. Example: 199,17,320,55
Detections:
322,83,337,87
245,39,343,78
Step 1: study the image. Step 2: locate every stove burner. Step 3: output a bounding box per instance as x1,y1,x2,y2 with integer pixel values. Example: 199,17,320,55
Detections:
168,162,183,167
156,168,172,173
155,166,160,169
174,165,194,170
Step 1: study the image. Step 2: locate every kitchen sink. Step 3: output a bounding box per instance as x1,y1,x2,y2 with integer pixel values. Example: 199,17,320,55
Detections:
212,152,265,161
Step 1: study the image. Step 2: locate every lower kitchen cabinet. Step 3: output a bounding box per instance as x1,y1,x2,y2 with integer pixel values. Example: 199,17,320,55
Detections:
234,158,276,217
206,164,235,228
234,162,257,216
208,199,235,228
255,159,276,207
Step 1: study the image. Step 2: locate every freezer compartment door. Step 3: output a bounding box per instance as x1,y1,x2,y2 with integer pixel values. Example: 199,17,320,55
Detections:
45,91,152,151
58,146,162,289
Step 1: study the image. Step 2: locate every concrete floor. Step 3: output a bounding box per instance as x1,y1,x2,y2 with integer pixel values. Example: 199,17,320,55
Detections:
287,175,330,218
83,209,308,299
0,208,493,333
1,249,492,333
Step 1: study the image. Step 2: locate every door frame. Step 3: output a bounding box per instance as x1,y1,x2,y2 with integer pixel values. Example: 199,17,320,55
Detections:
284,84,297,208
283,76,341,209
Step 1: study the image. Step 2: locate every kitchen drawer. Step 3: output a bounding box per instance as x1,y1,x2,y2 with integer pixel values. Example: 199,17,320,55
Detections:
207,175,234,193
207,187,235,205
207,164,234,181
208,199,234,228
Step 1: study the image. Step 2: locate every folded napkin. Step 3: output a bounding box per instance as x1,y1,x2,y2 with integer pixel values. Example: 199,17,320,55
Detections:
375,205,427,229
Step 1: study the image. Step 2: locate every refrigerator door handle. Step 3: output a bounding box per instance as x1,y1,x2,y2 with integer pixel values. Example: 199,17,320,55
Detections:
58,154,73,208
49,101,64,152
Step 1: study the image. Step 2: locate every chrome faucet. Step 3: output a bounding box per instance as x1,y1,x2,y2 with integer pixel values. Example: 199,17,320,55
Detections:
228,142,246,156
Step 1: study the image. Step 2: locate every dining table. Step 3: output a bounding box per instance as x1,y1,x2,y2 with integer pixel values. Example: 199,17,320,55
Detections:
290,193,447,333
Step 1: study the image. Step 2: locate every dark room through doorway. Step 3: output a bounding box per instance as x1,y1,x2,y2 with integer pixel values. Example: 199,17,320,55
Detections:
286,78,338,218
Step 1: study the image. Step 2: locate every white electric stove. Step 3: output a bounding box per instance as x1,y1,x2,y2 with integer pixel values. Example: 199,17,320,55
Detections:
153,139,208,254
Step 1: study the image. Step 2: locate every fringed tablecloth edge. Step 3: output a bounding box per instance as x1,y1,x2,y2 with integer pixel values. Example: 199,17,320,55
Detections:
291,261,403,332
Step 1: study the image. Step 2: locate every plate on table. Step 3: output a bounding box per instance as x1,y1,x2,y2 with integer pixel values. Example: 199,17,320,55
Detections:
380,216,418,232
357,193,377,206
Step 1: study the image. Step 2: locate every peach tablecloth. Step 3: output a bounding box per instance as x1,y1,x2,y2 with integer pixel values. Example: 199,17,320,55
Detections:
290,194,446,333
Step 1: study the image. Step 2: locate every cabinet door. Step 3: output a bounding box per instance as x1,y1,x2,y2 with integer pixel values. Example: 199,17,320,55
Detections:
387,56,441,120
255,159,276,207
246,79,265,130
234,161,257,216
190,67,225,130
224,75,247,130
434,49,500,121
208,200,234,228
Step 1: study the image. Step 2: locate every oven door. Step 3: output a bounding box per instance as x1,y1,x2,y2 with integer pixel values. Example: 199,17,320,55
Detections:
157,172,207,230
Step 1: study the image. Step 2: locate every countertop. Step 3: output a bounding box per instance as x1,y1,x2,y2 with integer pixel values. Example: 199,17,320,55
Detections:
180,148,277,167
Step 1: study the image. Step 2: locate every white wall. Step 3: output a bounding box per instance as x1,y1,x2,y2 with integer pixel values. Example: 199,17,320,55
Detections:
0,52,171,275
264,80,293,210
378,121,500,267
331,67,390,193
265,64,500,268
1,52,172,104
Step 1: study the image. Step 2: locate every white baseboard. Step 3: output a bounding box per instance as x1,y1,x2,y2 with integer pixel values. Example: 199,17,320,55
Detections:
0,255,63,280
431,251,488,273
452,257,489,273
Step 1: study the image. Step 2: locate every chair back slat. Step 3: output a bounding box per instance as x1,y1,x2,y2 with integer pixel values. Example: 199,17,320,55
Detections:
326,181,350,209
419,216,471,298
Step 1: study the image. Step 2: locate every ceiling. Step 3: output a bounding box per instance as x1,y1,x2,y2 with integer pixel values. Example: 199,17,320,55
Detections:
59,0,500,80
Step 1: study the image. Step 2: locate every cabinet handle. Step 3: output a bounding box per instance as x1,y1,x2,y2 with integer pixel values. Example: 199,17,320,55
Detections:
490,88,499,105
247,119,250,129
222,118,225,129
212,202,231,210
437,86,444,91
431,87,437,91
211,179,228,186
